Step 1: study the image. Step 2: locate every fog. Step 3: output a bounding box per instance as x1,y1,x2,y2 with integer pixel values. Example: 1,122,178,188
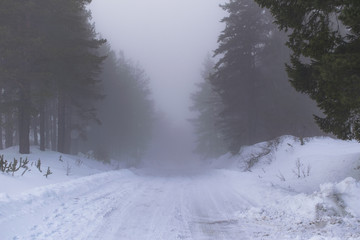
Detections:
0,2,354,238
88,0,226,169
90,0,225,125
87,0,322,170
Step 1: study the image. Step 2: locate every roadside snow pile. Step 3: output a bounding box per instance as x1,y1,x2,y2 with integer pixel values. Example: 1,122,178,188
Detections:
213,135,360,193
318,177,360,218
210,139,277,170
0,146,115,194
0,170,131,225
261,136,360,193
215,136,360,239
236,177,360,239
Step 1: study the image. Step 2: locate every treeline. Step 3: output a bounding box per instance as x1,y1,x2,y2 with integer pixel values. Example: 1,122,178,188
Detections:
81,46,154,162
190,57,227,159
191,0,324,157
0,0,154,158
0,0,105,154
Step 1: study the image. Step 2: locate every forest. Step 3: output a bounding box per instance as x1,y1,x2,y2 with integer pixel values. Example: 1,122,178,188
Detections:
191,0,360,158
0,0,360,239
0,0,359,162
0,0,154,160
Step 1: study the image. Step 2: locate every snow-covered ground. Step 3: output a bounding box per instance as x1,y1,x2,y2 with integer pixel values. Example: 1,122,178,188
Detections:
0,136,360,240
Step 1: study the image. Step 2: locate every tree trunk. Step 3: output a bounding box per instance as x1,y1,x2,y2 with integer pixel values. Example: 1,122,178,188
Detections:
13,121,19,146
45,110,50,149
51,113,57,151
5,113,13,148
32,115,39,146
39,103,45,151
57,93,65,153
49,99,57,151
57,90,70,154
64,106,72,154
0,114,3,150
18,84,31,154
0,90,3,150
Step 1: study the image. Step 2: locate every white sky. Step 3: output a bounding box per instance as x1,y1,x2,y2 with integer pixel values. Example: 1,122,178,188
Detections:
89,0,225,125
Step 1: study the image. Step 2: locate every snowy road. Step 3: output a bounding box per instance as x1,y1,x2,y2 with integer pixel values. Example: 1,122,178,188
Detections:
1,168,359,240
0,169,271,240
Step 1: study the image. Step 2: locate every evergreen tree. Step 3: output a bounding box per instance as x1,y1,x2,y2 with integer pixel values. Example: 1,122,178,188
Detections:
0,0,40,154
81,46,154,162
115,52,153,159
212,0,278,153
212,0,323,154
255,0,360,140
190,56,227,159
0,0,105,154
42,0,106,154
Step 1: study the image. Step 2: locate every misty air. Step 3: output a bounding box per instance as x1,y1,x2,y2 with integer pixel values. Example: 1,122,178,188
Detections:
0,0,360,239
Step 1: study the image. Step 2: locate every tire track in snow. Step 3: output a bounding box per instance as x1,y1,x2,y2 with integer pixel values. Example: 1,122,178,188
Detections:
4,170,276,240
94,177,193,240
185,176,250,240
87,178,170,240
26,180,145,240
3,172,139,240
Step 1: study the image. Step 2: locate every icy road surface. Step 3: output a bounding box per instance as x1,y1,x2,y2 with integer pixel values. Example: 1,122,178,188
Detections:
1,169,359,240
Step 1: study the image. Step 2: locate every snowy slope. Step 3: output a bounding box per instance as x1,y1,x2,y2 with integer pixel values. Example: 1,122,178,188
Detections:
0,137,360,240
211,136,360,239
0,147,115,194
212,136,360,192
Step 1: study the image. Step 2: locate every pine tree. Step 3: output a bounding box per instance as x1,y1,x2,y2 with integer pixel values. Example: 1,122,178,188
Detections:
212,0,323,154
39,0,106,154
190,56,227,159
81,46,154,162
212,0,276,153
0,0,41,154
0,0,105,154
255,0,360,140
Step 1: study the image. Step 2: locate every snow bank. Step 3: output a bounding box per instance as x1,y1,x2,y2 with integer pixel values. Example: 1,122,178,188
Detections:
214,136,360,192
235,177,360,239
0,146,115,194
216,136,360,239
318,177,360,217
0,170,130,204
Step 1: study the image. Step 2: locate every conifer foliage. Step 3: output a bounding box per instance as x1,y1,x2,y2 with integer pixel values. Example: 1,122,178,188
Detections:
212,0,273,153
0,1,155,158
255,0,360,140
210,0,322,154
82,46,154,162
190,57,227,159
0,0,105,154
